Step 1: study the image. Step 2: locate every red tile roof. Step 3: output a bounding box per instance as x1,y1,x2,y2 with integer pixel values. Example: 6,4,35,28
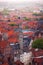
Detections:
0,41,9,49
8,38,19,43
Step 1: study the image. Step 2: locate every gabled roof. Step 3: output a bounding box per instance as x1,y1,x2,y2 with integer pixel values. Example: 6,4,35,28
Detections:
8,38,19,43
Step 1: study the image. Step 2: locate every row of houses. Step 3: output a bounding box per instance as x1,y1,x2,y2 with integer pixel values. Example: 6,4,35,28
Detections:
0,10,43,65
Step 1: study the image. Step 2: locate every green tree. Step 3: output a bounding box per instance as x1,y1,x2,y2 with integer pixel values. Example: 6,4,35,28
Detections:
25,26,29,29
24,17,30,21
9,24,18,26
32,38,43,49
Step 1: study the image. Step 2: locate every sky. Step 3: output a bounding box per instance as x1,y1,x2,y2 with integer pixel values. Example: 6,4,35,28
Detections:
0,0,42,3
0,0,43,9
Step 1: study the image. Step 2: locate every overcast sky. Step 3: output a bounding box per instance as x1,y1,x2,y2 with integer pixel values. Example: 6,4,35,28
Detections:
0,0,42,3
0,0,43,9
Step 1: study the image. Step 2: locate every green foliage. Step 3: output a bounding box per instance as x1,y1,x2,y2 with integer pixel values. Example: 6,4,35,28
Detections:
25,26,29,29
10,24,15,26
24,17,30,21
33,13,41,16
9,24,18,26
32,38,43,49
9,24,16,26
